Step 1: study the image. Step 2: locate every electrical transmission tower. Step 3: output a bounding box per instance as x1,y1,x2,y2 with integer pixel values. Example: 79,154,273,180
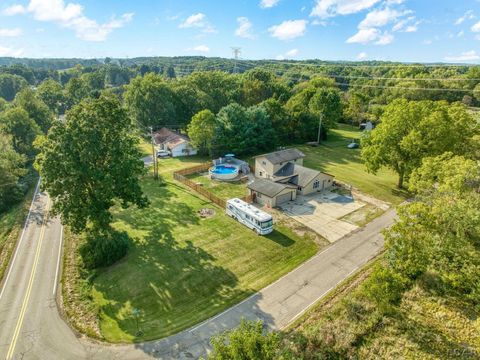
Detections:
231,47,241,74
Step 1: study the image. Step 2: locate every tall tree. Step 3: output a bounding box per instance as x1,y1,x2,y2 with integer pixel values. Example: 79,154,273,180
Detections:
0,107,41,156
187,109,216,155
37,79,66,114
0,132,26,212
124,73,176,128
14,88,54,133
0,73,28,101
212,103,275,156
35,94,148,233
361,99,478,188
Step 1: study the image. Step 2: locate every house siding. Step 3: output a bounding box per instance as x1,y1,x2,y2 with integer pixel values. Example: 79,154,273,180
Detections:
300,173,334,195
249,187,296,207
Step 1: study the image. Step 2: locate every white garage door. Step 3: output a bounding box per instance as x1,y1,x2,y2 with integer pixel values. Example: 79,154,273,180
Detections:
276,192,292,205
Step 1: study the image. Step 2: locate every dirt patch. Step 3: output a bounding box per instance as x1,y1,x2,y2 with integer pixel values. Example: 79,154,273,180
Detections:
198,208,216,218
341,203,385,227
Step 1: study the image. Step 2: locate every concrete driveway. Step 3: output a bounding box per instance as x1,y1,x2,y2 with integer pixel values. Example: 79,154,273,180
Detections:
279,191,365,242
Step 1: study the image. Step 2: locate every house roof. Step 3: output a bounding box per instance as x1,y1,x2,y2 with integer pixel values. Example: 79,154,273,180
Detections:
274,162,295,177
153,128,190,148
255,148,305,165
289,165,321,188
248,178,295,198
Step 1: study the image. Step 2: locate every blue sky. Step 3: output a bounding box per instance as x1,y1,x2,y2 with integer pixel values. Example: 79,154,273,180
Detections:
1,0,480,63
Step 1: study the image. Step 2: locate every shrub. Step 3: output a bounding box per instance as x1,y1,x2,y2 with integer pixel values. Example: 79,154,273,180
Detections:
208,319,280,360
79,228,129,269
361,265,408,313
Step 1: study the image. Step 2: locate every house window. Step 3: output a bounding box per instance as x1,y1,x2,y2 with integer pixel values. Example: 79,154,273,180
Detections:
262,161,267,166
313,180,320,189
259,171,263,176
257,193,262,198
297,186,302,191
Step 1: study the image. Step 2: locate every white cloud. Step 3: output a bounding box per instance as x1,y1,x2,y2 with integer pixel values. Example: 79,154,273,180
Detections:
455,10,475,25
0,45,24,57
2,4,27,16
357,51,367,60
179,12,216,33
189,45,210,53
472,21,480,33
375,32,393,45
3,0,133,42
0,28,22,37
445,50,479,62
310,0,381,19
180,13,205,28
347,28,393,45
235,17,255,39
347,28,379,44
359,8,403,29
268,19,308,40
276,48,300,60
260,0,280,9
286,48,299,57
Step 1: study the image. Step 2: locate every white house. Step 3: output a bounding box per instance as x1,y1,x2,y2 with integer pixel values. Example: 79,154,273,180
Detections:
153,127,198,157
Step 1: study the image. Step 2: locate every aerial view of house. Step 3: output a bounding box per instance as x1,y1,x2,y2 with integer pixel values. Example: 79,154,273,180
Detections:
0,1,478,359
249,148,334,207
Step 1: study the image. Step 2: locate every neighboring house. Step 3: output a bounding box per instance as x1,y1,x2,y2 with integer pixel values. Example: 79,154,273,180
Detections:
153,127,198,157
249,148,334,207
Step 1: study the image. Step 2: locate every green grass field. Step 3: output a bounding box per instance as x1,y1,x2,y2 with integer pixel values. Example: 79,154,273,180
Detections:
88,158,318,342
186,172,248,199
297,124,407,204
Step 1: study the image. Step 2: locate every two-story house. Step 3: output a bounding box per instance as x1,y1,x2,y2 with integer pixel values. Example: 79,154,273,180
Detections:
248,148,334,207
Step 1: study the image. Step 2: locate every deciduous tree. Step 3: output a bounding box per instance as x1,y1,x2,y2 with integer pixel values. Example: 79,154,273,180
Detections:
35,94,148,233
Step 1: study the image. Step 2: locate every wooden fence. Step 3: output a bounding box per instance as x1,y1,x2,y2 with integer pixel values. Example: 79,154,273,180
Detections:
173,163,252,208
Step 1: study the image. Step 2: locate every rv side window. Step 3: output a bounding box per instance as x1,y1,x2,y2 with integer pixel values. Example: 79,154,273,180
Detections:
228,205,234,210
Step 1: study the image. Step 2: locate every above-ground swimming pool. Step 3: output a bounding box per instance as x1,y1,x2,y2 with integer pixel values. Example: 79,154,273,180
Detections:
209,165,239,181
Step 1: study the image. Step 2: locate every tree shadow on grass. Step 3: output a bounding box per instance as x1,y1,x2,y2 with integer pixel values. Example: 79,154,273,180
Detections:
93,183,252,342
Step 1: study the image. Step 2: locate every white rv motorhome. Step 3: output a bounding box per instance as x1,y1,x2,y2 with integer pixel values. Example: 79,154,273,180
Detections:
226,198,273,235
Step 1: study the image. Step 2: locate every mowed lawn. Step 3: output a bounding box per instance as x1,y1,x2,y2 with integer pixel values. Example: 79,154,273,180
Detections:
90,157,318,342
186,172,248,199
297,124,407,204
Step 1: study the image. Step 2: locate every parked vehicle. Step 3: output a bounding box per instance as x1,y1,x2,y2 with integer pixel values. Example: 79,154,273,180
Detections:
226,198,273,235
157,150,171,158
347,142,359,149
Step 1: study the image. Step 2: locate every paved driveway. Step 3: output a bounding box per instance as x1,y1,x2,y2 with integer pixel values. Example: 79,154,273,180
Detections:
279,191,365,242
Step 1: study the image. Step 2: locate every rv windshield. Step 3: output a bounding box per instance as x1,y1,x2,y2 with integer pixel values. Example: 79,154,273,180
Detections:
260,219,273,229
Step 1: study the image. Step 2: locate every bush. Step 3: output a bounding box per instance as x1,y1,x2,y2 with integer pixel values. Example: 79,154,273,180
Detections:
208,319,280,360
361,265,408,313
79,228,130,269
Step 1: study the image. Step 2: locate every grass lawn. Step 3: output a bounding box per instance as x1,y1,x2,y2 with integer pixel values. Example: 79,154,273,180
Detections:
186,172,248,199
88,158,319,342
296,124,407,204
0,182,37,281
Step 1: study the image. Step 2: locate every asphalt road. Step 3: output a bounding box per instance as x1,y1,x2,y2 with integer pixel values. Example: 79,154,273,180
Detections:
0,185,396,360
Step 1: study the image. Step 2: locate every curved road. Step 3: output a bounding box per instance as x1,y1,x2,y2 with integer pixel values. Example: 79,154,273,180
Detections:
0,184,396,360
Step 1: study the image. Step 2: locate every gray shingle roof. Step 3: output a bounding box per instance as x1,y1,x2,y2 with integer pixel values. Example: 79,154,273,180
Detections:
256,148,305,165
274,162,295,177
290,165,321,188
247,178,294,198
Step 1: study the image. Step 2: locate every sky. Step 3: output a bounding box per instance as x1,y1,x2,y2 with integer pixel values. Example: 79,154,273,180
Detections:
0,0,480,63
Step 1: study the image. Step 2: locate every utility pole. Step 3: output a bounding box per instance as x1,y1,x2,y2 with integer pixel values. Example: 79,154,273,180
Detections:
150,126,158,180
231,47,241,74
317,112,323,145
